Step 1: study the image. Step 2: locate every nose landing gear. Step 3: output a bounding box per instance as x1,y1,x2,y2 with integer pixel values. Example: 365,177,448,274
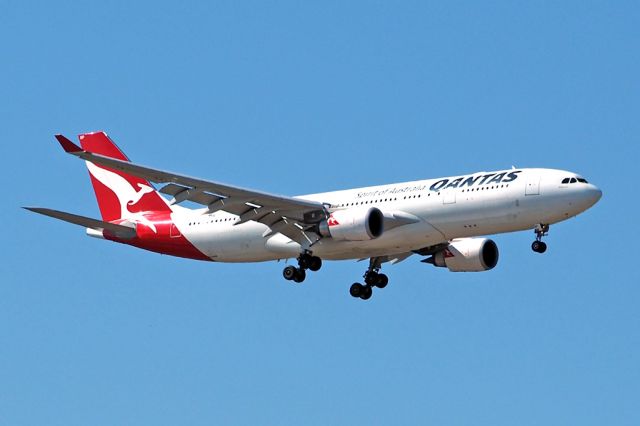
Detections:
282,252,322,284
531,224,549,253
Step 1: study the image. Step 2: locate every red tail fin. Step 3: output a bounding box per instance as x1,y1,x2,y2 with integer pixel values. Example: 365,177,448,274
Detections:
79,132,171,222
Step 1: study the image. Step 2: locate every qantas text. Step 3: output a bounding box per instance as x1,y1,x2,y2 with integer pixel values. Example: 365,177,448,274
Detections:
355,171,522,199
429,171,522,192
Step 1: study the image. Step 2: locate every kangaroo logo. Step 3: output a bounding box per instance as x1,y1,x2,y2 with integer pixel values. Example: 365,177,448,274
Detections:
86,161,159,233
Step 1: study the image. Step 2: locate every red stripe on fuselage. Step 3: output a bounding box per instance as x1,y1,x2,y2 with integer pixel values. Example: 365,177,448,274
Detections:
104,212,211,261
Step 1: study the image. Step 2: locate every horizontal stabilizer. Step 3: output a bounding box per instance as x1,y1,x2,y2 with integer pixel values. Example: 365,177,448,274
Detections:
23,207,137,239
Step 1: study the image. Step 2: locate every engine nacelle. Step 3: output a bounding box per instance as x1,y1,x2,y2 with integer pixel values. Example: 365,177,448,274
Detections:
428,238,499,272
318,207,384,241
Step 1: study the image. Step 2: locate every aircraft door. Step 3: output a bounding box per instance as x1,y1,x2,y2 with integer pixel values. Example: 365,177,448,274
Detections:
443,188,456,204
525,176,540,196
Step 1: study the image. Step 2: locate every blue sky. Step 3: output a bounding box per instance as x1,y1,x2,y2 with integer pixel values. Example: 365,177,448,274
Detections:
1,1,639,424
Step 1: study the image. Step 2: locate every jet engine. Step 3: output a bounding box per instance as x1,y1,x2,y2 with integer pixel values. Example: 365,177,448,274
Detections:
425,238,499,272
318,207,384,241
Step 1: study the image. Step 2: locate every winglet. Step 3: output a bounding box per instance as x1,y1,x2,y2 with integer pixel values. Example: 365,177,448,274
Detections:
55,134,83,153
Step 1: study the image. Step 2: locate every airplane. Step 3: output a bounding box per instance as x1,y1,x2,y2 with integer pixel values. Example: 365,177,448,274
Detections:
25,132,602,300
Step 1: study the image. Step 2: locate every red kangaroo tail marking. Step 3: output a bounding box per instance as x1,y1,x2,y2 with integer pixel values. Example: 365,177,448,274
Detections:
79,132,171,222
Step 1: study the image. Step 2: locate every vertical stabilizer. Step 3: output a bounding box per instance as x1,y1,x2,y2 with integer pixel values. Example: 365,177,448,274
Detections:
78,132,171,222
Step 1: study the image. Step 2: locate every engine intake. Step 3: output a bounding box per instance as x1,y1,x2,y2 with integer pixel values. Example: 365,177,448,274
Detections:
426,238,499,272
318,207,384,241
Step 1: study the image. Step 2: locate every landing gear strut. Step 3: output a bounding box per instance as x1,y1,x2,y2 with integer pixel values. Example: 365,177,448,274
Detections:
282,251,322,283
350,258,389,300
531,224,549,254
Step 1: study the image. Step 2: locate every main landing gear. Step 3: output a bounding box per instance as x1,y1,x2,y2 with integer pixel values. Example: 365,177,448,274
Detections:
349,258,389,301
283,252,322,283
531,224,549,254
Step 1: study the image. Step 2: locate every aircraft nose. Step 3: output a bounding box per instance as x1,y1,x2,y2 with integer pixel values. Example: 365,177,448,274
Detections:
587,185,602,205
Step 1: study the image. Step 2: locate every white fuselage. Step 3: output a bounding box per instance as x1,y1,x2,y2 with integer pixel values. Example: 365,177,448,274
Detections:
177,168,602,262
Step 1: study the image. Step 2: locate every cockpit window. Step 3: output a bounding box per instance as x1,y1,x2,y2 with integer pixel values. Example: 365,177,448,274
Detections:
562,176,589,184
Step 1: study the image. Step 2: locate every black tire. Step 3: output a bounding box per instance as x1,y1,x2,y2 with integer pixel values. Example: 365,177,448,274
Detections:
538,241,548,253
364,271,378,286
531,241,542,253
308,256,322,272
283,265,297,280
350,283,364,298
376,274,389,289
298,255,310,270
360,285,373,300
293,268,306,283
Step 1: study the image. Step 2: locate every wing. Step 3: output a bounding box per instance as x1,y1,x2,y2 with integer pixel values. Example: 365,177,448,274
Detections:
55,134,328,244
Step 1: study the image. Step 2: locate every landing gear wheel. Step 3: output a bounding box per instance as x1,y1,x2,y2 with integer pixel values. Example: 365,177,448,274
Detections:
364,271,389,289
376,274,389,289
356,257,389,299
293,268,306,283
298,256,310,270
364,271,378,286
283,265,297,281
350,283,365,298
308,256,322,272
360,285,373,300
531,241,547,253
532,224,549,254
